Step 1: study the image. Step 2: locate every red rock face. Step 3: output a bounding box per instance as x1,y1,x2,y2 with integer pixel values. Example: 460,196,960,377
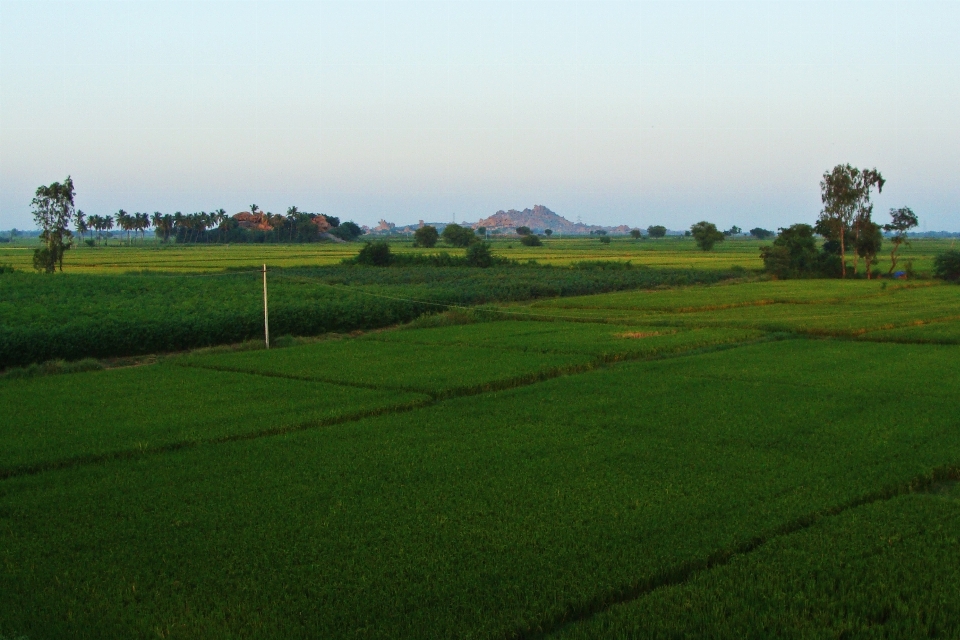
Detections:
313,216,332,233
233,212,274,231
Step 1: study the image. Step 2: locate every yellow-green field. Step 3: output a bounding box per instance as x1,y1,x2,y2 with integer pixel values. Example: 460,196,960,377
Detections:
1,236,951,273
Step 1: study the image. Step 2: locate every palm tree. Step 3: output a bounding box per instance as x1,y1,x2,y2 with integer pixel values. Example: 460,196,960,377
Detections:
115,210,131,244
74,210,88,244
213,208,227,242
286,206,299,242
102,215,114,245
136,212,150,242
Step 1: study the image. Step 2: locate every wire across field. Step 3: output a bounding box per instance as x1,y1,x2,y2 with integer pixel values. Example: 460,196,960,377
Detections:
1,277,959,639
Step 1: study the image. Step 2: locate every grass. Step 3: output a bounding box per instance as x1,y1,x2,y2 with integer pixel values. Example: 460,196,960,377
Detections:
553,485,960,639
0,362,427,476
2,341,960,638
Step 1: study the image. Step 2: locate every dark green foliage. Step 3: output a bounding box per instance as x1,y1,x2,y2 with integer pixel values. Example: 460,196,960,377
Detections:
630,229,642,239
570,260,636,270
32,247,56,273
749,227,774,239
599,236,611,245
691,221,724,251
354,241,392,266
544,229,553,237
464,241,495,267
723,225,742,236
760,224,819,278
0,267,740,367
516,226,532,236
441,223,477,247
855,220,883,277
647,225,667,238
934,250,960,282
413,225,439,248
2,357,103,380
0,264,17,274
884,207,919,275
329,221,364,241
520,234,542,247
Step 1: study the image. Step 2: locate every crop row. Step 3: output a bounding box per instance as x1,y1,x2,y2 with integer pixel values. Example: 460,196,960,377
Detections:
2,340,960,638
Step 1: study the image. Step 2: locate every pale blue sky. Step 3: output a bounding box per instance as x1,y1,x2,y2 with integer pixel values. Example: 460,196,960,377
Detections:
1,0,958,230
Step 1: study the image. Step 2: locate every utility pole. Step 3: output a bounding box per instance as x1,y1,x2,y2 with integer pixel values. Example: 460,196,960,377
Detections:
262,264,270,349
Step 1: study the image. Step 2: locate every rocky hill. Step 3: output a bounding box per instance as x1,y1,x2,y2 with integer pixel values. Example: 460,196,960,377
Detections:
376,205,633,236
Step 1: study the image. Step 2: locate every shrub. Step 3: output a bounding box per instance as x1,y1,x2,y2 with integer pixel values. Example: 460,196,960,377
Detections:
933,250,960,282
413,225,439,248
464,242,495,268
354,241,392,266
0,264,18,275
599,236,611,245
520,235,542,247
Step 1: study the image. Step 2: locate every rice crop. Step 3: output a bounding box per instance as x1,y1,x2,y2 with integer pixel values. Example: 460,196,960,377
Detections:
365,319,763,359
553,488,960,639
530,279,933,312
0,266,738,368
177,338,596,396
860,317,960,344
2,340,959,639
520,281,960,336
0,362,427,476
2,236,949,273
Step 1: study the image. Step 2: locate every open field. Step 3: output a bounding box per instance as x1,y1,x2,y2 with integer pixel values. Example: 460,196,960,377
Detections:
2,267,960,638
0,236,952,273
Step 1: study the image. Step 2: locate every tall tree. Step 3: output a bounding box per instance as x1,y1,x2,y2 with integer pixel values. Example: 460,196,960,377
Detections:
850,168,885,275
31,176,76,272
818,164,884,278
884,207,919,275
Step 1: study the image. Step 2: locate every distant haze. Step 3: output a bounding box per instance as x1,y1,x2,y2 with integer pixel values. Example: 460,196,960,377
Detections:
1,1,958,231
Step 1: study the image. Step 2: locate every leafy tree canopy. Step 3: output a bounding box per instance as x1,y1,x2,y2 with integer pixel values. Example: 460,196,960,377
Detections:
690,221,724,251
442,223,477,247
647,225,667,238
414,225,439,248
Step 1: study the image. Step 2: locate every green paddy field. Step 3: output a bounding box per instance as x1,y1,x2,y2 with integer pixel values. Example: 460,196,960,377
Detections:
2,243,959,638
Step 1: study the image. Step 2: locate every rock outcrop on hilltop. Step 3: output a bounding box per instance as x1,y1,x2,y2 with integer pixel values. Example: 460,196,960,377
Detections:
233,211,274,231
387,205,633,235
475,205,591,234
